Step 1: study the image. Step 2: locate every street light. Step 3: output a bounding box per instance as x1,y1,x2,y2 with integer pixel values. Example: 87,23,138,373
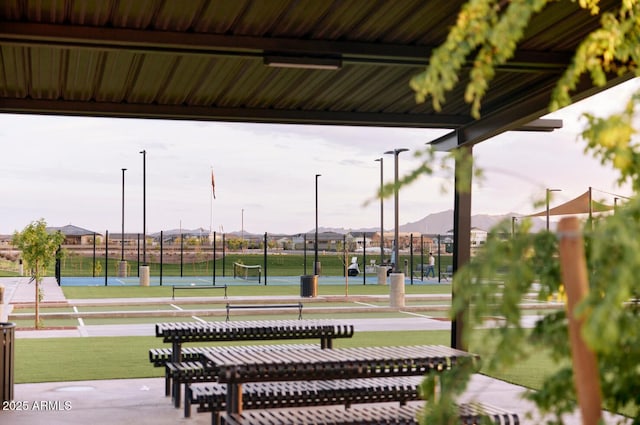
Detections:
121,168,127,262
140,150,146,264
384,148,409,273
546,188,561,231
314,174,321,275
374,158,384,265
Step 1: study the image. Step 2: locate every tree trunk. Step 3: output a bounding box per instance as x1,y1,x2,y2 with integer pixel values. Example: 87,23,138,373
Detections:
35,263,40,329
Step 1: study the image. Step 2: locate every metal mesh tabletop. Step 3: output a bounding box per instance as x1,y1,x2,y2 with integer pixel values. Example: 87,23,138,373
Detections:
156,320,354,344
220,402,520,425
203,345,476,383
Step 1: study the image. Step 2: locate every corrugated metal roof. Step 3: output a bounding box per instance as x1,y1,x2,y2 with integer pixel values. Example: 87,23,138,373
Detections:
0,0,631,144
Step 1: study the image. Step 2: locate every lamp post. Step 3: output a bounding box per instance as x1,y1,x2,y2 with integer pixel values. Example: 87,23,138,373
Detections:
314,174,321,275
546,188,561,231
121,168,126,261
374,158,384,265
384,148,409,273
139,150,150,286
140,150,147,264
118,168,128,278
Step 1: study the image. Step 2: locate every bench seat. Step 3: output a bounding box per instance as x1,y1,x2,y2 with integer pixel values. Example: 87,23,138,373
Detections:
219,402,520,425
162,344,320,408
150,343,319,367
190,376,423,422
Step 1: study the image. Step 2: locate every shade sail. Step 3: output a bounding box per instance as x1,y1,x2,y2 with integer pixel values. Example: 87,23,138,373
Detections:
529,190,614,217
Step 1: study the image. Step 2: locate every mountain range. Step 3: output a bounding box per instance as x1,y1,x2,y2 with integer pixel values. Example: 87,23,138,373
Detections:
315,209,547,235
154,209,548,238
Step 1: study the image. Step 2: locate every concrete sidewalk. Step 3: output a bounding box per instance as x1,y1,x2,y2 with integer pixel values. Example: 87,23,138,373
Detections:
4,374,628,425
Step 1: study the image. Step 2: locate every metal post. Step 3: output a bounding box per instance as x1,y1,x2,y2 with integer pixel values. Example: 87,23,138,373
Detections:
384,148,408,273
159,230,163,286
180,233,184,277
104,230,109,287
314,174,321,275
420,234,424,281
303,233,307,275
222,233,226,277
263,232,268,286
213,231,216,286
92,233,96,278
362,233,366,285
374,158,384,265
136,233,140,277
410,233,414,285
140,149,147,264
121,168,126,261
437,235,441,283
546,188,561,231
452,145,473,350
343,235,347,277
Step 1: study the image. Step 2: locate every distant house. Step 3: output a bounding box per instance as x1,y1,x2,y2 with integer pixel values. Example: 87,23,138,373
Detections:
47,225,100,245
292,232,345,251
445,227,488,250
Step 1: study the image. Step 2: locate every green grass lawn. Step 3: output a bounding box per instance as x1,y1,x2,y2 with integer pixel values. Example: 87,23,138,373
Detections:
14,329,558,391
61,283,452,299
14,331,450,383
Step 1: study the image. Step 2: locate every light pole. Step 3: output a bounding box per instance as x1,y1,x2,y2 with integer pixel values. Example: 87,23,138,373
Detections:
140,150,147,264
121,168,127,262
374,158,384,265
546,188,561,231
384,148,409,273
314,174,321,275
241,208,244,252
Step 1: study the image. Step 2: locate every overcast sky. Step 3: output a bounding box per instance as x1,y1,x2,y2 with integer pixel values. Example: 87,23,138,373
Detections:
2,78,638,236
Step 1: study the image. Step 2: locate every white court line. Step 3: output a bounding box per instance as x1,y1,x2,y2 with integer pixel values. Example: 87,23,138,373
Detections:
353,301,379,308
170,304,183,311
399,310,434,319
191,316,207,323
73,306,85,327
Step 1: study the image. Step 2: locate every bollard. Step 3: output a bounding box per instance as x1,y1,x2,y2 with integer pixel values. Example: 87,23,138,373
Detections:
118,261,128,278
389,273,405,308
376,266,388,285
139,265,150,286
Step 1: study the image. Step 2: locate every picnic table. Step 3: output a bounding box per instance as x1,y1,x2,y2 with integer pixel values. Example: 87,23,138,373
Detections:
156,319,354,362
155,319,354,406
201,344,477,415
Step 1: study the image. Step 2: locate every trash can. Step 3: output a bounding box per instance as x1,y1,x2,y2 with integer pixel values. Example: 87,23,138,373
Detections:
1,322,16,402
300,275,318,298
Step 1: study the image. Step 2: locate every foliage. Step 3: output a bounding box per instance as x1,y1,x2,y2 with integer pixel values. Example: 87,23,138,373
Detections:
12,218,65,328
410,0,640,119
12,219,64,282
406,0,640,423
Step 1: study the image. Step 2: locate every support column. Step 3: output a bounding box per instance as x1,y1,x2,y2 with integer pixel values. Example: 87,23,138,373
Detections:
451,145,473,351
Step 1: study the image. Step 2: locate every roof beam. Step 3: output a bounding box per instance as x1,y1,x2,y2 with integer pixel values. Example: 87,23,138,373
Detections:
0,98,469,128
429,73,634,151
0,22,572,71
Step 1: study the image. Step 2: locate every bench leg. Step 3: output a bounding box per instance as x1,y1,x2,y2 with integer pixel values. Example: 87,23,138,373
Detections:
173,380,182,409
184,384,191,418
226,383,243,414
165,367,171,397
